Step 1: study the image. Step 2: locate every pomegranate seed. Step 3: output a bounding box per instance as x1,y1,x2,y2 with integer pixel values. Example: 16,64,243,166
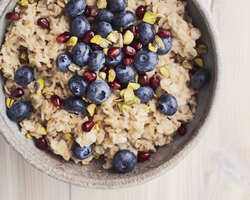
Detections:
178,124,186,136
83,30,95,44
109,81,121,90
84,6,99,17
56,32,70,43
138,152,150,162
37,18,50,29
108,47,120,59
83,70,97,82
139,74,149,86
11,88,24,98
100,65,109,73
123,46,136,56
158,29,171,38
51,95,62,108
6,12,20,20
90,44,102,51
131,41,143,51
123,57,134,66
35,137,48,150
136,5,147,20
82,120,95,132
127,25,138,36
150,75,160,89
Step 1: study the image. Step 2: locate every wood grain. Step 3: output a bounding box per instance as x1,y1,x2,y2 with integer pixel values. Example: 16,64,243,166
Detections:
1,0,250,199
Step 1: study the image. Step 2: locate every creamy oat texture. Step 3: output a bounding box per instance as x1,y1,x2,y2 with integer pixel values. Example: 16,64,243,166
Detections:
0,0,200,168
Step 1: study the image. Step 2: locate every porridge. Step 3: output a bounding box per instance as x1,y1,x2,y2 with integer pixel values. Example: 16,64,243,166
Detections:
0,0,209,173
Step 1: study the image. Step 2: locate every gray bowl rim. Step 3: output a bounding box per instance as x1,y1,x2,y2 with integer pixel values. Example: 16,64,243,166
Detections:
0,0,221,189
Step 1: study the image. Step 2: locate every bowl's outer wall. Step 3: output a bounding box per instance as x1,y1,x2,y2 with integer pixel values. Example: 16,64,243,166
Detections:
0,0,219,189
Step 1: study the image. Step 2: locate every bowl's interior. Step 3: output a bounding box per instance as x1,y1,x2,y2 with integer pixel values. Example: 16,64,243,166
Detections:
0,0,217,188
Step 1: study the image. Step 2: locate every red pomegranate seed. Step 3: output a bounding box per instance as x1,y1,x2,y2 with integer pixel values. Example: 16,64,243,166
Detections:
138,152,150,162
56,32,70,43
6,12,20,20
82,120,95,132
109,81,121,90
100,65,109,73
123,57,134,66
11,88,24,98
84,6,99,17
178,124,186,136
51,95,62,108
131,41,143,51
158,29,171,38
123,46,136,56
83,70,97,82
127,25,138,36
139,74,149,86
136,5,147,20
108,47,120,59
150,75,160,89
90,44,102,51
35,137,48,150
37,18,50,29
83,30,95,44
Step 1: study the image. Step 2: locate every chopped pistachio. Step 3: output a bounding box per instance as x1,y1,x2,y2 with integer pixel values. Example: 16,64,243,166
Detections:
148,43,158,52
128,82,140,90
36,78,45,93
97,0,107,9
113,33,123,48
82,96,89,103
124,87,135,104
133,96,141,104
6,97,14,109
193,57,203,67
90,35,103,45
106,31,119,43
99,38,112,48
114,98,123,103
66,36,78,47
159,66,170,78
120,89,126,97
94,120,101,130
122,104,131,112
123,30,134,45
87,104,96,117
18,0,29,6
63,133,73,141
28,0,37,4
143,11,157,24
144,106,151,112
108,69,116,82
99,72,107,80
25,133,32,139
68,63,81,72
117,102,122,112
36,124,47,135
103,48,108,55
153,35,165,50
197,44,208,55
135,73,139,83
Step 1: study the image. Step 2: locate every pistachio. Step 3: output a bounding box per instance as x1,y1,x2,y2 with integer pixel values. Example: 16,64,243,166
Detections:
153,35,165,50
97,0,107,9
123,30,134,45
94,120,101,130
114,98,123,103
159,66,170,78
128,82,140,90
113,33,123,48
143,11,157,24
107,31,119,43
63,133,73,141
108,69,116,82
133,96,141,104
68,63,81,72
144,106,151,112
197,44,208,55
6,97,15,109
18,0,28,6
90,35,103,45
99,72,107,80
148,43,158,52
87,104,96,117
124,87,135,104
117,102,122,112
36,124,47,135
122,104,131,112
66,36,78,47
82,96,89,103
25,133,32,139
120,89,126,97
99,38,112,48
28,0,37,3
35,78,45,93
135,73,139,83
193,57,203,68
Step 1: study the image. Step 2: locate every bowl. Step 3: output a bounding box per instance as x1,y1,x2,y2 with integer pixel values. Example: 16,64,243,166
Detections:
0,0,220,189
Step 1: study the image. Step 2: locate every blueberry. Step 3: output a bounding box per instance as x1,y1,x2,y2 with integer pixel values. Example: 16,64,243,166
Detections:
105,50,124,67
88,50,105,71
96,9,114,23
64,0,86,18
135,86,154,103
107,0,126,12
157,37,172,55
7,101,31,122
56,53,72,72
95,21,113,38
113,150,137,173
190,68,209,90
72,42,90,66
138,22,155,45
134,50,158,72
157,94,178,116
112,10,135,30
68,75,88,97
14,66,34,87
71,16,90,38
115,65,136,84
86,80,111,104
72,142,92,160
64,96,87,115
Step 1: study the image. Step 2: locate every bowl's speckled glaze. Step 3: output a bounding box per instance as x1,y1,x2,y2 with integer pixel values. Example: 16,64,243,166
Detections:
0,0,220,189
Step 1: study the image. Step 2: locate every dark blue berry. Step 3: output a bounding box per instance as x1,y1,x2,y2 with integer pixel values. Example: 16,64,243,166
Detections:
68,75,88,97
157,94,178,116
157,37,172,55
115,65,136,84
134,50,158,72
88,50,105,71
7,101,31,122
95,21,113,38
113,150,137,173
72,42,90,66
138,22,155,45
56,53,72,72
72,142,92,160
135,86,154,103
107,0,126,12
64,0,86,18
105,50,124,67
112,10,135,30
86,80,111,104
14,66,34,87
96,9,114,23
64,96,87,115
71,16,90,38
190,68,209,90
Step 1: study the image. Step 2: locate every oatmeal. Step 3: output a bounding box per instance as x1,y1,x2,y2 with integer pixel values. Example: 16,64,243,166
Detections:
0,0,209,173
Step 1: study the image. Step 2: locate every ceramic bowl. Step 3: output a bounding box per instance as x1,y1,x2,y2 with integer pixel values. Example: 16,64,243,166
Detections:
0,0,220,189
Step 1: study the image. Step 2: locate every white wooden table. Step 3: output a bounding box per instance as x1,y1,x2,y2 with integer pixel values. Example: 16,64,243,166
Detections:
2,0,250,199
